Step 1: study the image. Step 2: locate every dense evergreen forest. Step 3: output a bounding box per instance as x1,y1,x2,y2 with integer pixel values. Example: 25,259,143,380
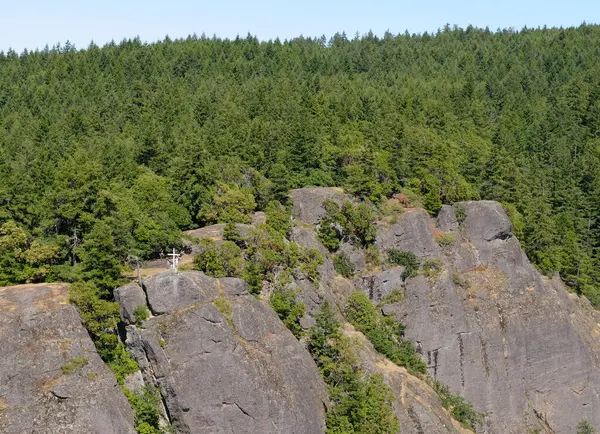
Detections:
2,24,600,309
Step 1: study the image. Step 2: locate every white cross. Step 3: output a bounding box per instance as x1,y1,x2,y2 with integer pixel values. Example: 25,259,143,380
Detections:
167,248,181,271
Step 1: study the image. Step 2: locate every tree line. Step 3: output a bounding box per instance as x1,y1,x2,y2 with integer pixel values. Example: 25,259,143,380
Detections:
1,24,600,306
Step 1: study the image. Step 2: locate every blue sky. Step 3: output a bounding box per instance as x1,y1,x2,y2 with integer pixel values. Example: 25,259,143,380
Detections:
1,0,599,52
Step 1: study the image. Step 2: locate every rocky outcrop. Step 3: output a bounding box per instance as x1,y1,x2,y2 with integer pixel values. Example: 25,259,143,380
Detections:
290,187,600,433
184,223,254,252
341,322,471,434
116,271,328,434
378,201,600,433
353,268,405,303
0,283,135,434
290,187,347,226
290,188,470,433
114,282,147,325
375,208,441,258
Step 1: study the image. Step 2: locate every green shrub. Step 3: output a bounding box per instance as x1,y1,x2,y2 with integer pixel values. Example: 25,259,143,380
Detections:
576,419,596,434
299,248,323,282
242,259,264,296
270,284,306,338
318,218,342,252
365,245,381,268
125,386,164,434
193,238,243,278
222,222,244,246
333,252,355,278
134,304,150,326
433,381,482,431
453,271,469,288
108,343,139,384
69,282,120,359
455,204,467,225
436,232,456,247
342,201,377,247
387,249,420,279
265,200,292,238
197,182,256,224
318,199,377,251
308,302,400,434
378,198,404,217
345,292,427,376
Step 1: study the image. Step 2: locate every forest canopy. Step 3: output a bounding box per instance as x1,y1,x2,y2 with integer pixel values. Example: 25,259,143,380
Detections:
1,25,600,306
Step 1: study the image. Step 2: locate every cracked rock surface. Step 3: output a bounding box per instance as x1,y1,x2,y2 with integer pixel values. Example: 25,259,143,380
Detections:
0,283,135,434
291,188,600,433
378,202,600,433
117,271,327,434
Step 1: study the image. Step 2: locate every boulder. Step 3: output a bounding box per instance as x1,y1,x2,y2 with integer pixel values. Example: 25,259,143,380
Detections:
290,187,347,225
142,271,220,314
0,283,135,434
437,205,458,232
120,271,328,434
114,282,147,325
251,211,266,226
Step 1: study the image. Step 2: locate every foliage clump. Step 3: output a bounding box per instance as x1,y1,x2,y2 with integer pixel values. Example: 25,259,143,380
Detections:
198,182,257,225
193,238,244,278
318,200,376,252
308,301,400,434
193,225,322,296
422,258,443,280
455,204,467,225
377,289,404,307
333,251,355,278
269,274,306,338
124,386,167,434
69,282,138,383
264,200,292,238
387,249,420,279
435,232,456,247
576,419,596,434
345,292,427,376
433,381,482,431
134,304,150,326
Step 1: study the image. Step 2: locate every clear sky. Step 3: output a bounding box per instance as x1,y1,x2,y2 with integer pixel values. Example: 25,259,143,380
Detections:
2,0,599,53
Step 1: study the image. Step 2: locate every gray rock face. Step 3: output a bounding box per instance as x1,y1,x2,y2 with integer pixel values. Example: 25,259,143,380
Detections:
290,187,347,225
437,205,458,232
380,201,600,433
289,225,337,316
0,283,135,434
289,188,469,433
114,282,147,325
338,242,367,274
251,211,267,226
121,271,328,434
143,271,219,314
375,209,441,258
353,268,405,303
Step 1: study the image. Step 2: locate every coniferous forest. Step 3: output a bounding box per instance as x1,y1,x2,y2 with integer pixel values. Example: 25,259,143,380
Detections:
2,24,600,309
